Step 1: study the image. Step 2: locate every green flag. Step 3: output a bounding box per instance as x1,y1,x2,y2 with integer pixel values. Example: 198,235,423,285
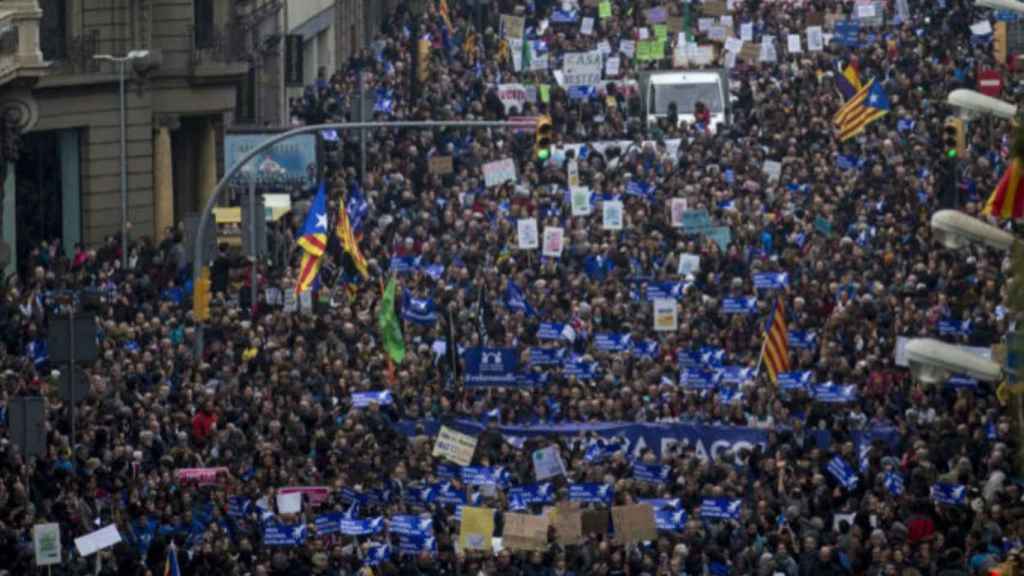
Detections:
378,277,406,364
522,38,531,71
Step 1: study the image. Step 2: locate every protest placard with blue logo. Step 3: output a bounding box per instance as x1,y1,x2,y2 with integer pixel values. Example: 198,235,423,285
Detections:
461,467,509,487
632,340,659,358
787,331,817,350
352,391,393,408
398,534,436,556
655,509,688,531
537,323,576,341
563,356,599,379
435,462,461,481
700,498,742,520
812,383,857,403
939,319,972,336
464,348,520,386
314,513,345,536
402,290,438,325
722,297,757,314
388,515,434,537
931,483,967,506
778,371,814,393
947,374,979,389
633,463,671,484
680,369,720,390
645,281,687,300
529,347,565,366
595,333,632,352
508,483,555,510
227,497,251,519
717,366,754,384
339,517,385,536
753,273,789,290
264,522,306,546
584,439,623,463
641,498,682,511
835,20,861,46
569,483,614,504
365,543,392,565
505,281,537,317
884,472,905,496
827,456,859,489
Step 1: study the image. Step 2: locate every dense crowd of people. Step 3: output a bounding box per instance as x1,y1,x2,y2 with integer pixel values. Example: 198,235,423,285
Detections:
1,0,1023,574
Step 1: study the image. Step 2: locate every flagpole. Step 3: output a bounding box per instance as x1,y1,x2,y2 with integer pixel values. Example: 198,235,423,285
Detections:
754,335,767,378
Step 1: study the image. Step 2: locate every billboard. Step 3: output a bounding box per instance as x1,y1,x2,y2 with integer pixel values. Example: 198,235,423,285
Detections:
224,132,317,191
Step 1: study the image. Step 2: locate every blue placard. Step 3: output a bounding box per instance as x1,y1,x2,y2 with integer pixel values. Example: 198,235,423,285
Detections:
224,133,317,190
700,498,741,520
464,348,520,386
568,483,614,504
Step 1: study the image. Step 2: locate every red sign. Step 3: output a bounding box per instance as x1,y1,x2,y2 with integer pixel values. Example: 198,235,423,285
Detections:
978,69,1003,97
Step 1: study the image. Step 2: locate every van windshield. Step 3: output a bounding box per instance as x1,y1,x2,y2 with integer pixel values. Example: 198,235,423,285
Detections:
651,82,724,115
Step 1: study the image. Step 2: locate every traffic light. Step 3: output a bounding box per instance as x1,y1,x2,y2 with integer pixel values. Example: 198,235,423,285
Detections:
193,266,211,321
944,117,965,159
535,115,553,161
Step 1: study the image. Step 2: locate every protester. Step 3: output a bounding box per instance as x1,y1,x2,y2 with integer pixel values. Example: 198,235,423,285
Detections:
0,0,1022,574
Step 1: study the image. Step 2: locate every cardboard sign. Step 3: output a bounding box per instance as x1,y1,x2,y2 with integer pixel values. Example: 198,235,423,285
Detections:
704,226,732,252
429,155,454,175
33,523,61,566
501,14,526,38
483,158,517,188
433,425,479,466
603,200,624,230
518,218,540,250
74,525,122,557
542,227,565,258
653,298,678,332
701,0,728,16
503,513,550,551
460,507,495,551
763,160,782,181
670,198,687,227
571,188,592,216
612,505,658,544
581,509,610,535
550,506,583,545
739,43,760,64
533,445,566,480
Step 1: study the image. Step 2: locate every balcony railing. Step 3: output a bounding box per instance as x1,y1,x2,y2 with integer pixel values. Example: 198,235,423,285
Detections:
189,22,249,69
50,30,100,75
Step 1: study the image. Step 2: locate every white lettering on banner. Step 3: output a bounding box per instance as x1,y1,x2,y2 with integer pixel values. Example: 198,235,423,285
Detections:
562,51,603,86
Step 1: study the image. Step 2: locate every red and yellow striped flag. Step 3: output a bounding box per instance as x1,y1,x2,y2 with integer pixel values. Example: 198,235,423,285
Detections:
985,124,1024,220
761,298,790,386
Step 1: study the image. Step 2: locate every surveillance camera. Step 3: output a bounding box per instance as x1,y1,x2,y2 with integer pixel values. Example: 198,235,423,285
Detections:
975,0,1024,15
905,338,1002,383
931,210,1016,252
947,89,1018,120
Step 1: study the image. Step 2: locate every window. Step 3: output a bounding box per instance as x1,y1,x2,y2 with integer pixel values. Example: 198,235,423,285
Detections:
193,0,214,49
39,0,66,60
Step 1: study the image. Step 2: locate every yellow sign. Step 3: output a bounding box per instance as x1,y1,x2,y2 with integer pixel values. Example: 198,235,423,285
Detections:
459,507,495,551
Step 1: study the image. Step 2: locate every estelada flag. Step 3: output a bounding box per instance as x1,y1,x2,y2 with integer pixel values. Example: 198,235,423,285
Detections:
985,124,1024,220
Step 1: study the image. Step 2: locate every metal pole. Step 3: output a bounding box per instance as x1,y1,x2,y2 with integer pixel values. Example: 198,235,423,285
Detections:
68,311,75,448
249,178,258,316
191,120,535,358
119,60,128,271
358,66,367,183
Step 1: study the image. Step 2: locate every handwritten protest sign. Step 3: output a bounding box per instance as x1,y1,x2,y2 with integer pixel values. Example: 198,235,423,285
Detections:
483,158,517,188
432,425,479,466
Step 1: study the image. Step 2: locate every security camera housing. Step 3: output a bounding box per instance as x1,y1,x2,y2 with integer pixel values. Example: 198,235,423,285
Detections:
905,338,1002,383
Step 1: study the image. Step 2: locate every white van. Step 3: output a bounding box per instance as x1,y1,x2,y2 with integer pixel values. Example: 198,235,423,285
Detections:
640,70,730,132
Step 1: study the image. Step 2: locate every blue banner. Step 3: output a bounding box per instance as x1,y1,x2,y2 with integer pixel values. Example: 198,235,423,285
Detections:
538,323,575,341
633,463,671,484
787,331,817,350
717,366,754,384
505,281,537,317
461,466,509,487
227,496,251,519
947,374,979,389
885,472,905,496
645,281,686,301
388,515,433,536
632,340,659,359
655,509,688,531
508,483,556,510
626,179,655,200
700,498,741,520
753,273,789,290
352,391,393,408
365,543,392,565
563,356,599,379
939,319,972,336
827,456,859,489
551,8,579,22
464,347,520,386
402,291,438,325
436,462,460,481
778,371,814,392
529,347,566,366
568,483,614,504
722,297,757,314
641,498,682,511
399,533,437,556
931,483,966,506
314,512,345,536
584,440,623,463
680,369,720,390
812,383,857,403
595,333,632,352
264,522,307,546
340,517,385,536
835,20,861,47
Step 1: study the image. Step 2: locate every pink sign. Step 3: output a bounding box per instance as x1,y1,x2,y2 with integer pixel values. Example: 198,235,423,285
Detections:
277,486,332,505
175,467,229,484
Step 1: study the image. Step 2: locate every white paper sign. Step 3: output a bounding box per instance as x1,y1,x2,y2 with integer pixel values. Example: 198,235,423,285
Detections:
433,425,479,466
709,26,727,41
533,445,567,480
603,200,624,230
542,227,565,258
763,160,782,182
277,491,302,514
670,198,688,227
620,40,636,58
638,27,650,40
606,57,620,76
720,15,734,29
34,523,61,566
653,299,678,332
787,34,802,53
856,4,877,18
740,23,753,41
518,218,539,249
697,46,714,65
581,17,594,35
563,51,603,86
971,21,993,36
759,41,777,63
698,18,714,32
678,254,701,277
724,51,737,68
806,26,824,51
483,158,517,188
567,159,580,188
724,37,744,54
597,40,613,54
74,525,122,557
571,188,592,216
496,83,531,114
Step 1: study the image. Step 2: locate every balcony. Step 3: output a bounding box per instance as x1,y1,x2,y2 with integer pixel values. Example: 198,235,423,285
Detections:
0,2,50,88
188,22,250,85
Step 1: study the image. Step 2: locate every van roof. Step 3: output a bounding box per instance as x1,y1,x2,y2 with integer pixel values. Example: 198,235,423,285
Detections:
649,72,722,84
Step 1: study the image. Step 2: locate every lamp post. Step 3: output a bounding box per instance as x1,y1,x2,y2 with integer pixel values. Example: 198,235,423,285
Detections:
93,50,150,270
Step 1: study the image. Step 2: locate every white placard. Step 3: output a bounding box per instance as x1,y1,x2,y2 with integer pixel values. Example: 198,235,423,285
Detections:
299,290,313,314
74,525,122,557
597,40,613,54
518,218,539,249
653,299,678,332
787,34,802,53
603,200,624,230
670,198,688,227
620,40,636,58
698,18,714,31
606,57,620,76
763,160,782,182
553,69,566,87
709,26,727,41
697,46,714,65
496,83,531,114
571,188,592,216
581,17,594,35
740,22,753,41
567,159,580,188
678,254,701,277
638,27,650,40
724,50,737,69
433,425,479,466
563,51,603,86
759,41,777,63
542,227,565,258
856,3,876,18
724,37,744,54
806,26,824,52
971,21,993,36
720,15,734,29
483,158,517,188
533,445,567,480
34,523,61,566
277,491,302,514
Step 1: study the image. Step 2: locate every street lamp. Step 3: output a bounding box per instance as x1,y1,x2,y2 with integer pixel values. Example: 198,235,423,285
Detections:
905,338,1003,384
947,89,1018,121
93,50,150,270
976,0,1024,13
931,210,1015,251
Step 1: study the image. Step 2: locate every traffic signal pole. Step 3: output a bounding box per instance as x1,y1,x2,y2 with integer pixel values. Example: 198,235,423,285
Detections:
191,120,537,359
